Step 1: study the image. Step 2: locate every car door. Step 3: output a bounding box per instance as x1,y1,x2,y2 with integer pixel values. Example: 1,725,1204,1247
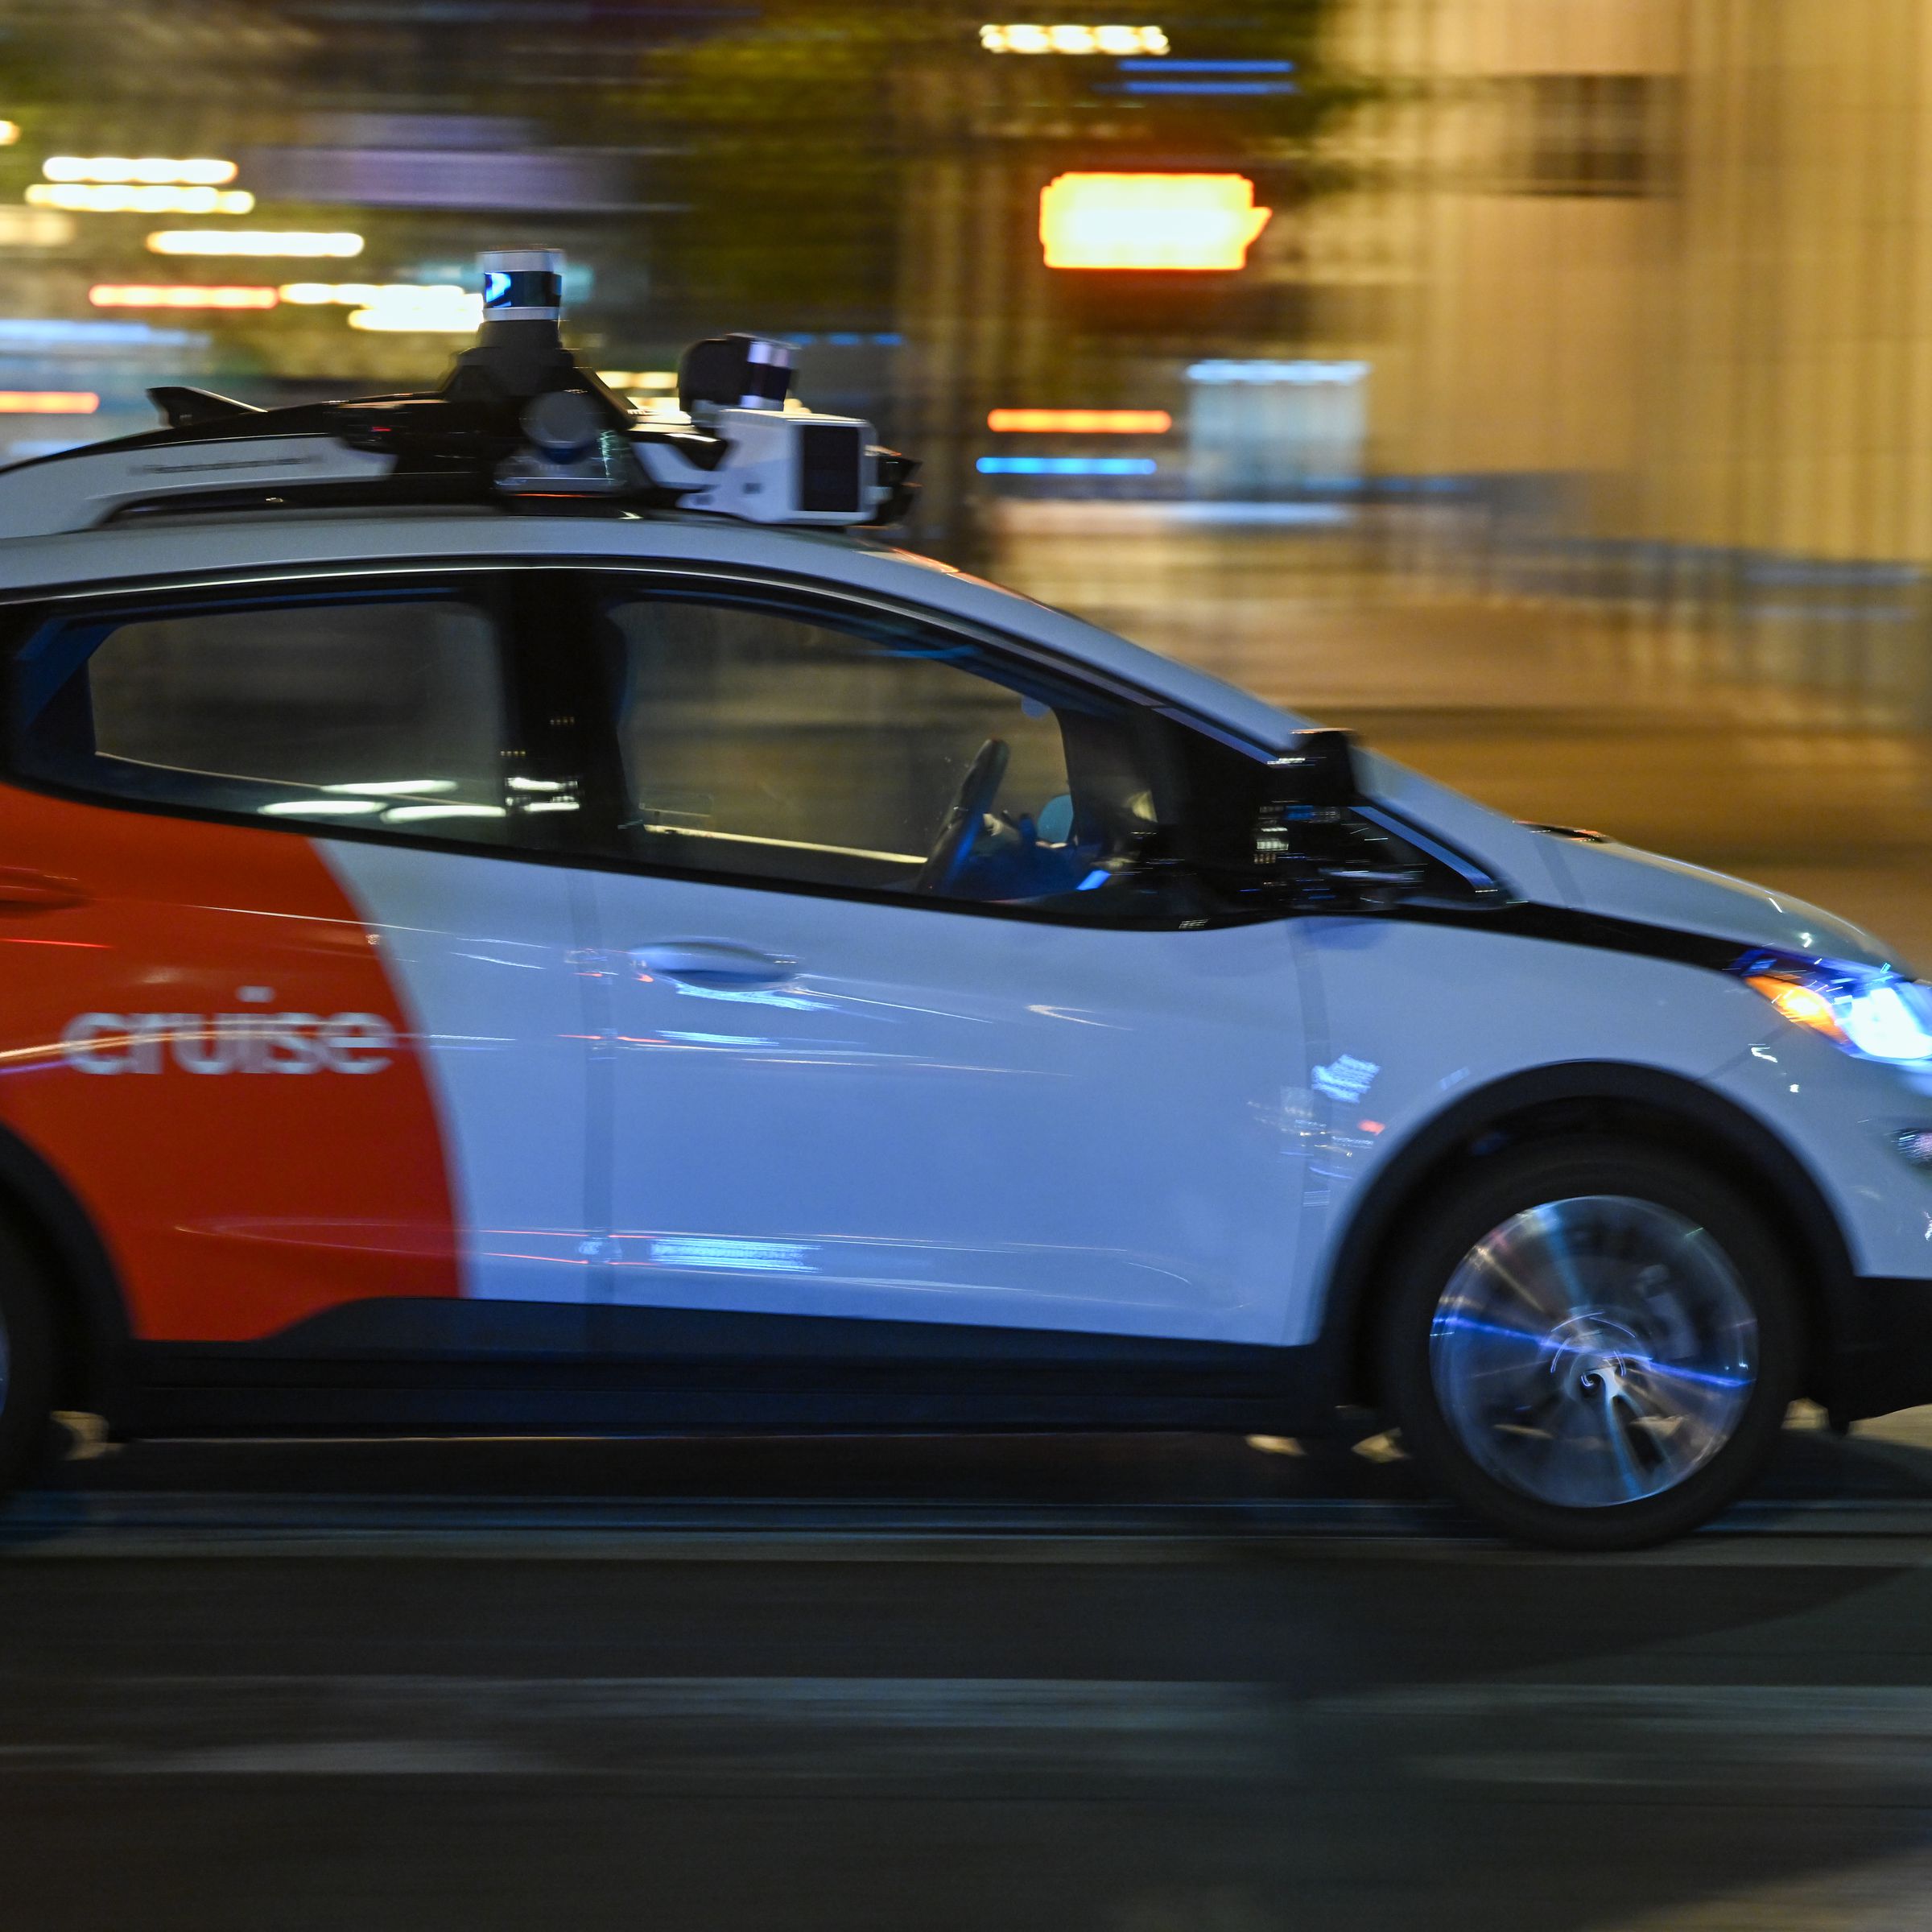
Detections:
0,568,602,1356
568,570,1312,1358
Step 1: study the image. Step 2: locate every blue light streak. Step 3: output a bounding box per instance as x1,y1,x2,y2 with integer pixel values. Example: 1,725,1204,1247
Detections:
1114,80,1298,95
976,456,1158,476
1433,1314,1752,1389
0,318,201,346
1188,358,1370,385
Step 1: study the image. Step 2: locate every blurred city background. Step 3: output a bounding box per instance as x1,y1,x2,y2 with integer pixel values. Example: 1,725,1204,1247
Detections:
14,10,1932,1926
5,0,1931,962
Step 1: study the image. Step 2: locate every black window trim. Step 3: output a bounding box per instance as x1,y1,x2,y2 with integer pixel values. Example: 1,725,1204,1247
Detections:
0,554,1282,754
548,561,1261,930
0,555,1298,931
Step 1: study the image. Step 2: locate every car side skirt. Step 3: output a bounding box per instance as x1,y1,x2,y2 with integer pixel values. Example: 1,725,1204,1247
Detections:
114,1298,1331,1438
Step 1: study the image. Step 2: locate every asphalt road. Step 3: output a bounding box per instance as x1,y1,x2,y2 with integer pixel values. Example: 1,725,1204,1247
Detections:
5,1420,1932,1932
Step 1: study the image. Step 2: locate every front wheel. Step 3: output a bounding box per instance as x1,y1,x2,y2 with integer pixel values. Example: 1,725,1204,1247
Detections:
1378,1139,1800,1550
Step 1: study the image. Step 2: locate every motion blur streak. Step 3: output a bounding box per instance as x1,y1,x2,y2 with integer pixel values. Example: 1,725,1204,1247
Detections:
27,184,254,214
988,409,1171,432
977,455,1158,475
345,287,482,332
89,285,278,310
147,231,364,258
42,155,237,184
978,23,1171,54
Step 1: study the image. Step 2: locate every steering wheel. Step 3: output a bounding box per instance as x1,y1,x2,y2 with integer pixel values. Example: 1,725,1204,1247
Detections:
915,737,1009,893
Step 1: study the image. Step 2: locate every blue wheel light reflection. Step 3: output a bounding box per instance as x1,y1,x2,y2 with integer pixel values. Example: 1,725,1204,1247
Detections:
1429,1195,1757,1509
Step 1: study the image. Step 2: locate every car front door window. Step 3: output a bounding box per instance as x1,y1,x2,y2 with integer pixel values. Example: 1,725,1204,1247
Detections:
595,588,1166,912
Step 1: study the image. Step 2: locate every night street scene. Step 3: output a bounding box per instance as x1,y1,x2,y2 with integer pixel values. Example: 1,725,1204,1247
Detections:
6,0,1932,1926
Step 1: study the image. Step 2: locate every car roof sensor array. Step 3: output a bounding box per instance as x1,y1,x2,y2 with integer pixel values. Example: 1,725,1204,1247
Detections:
0,247,919,540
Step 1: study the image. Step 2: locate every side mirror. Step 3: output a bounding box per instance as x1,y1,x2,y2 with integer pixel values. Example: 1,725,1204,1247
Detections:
1264,728,1362,810
1256,729,1426,907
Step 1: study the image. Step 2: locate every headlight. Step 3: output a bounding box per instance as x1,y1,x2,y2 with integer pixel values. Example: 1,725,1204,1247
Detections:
1737,953,1932,1063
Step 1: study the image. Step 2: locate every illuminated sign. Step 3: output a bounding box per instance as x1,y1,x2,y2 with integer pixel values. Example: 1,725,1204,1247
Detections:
43,156,237,184
0,392,98,414
148,230,364,258
1039,172,1272,270
89,284,279,310
980,23,1168,52
28,184,254,214
987,408,1170,432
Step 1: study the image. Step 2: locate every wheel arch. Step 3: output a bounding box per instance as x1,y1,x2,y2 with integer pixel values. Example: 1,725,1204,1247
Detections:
0,1123,132,1418
1315,1060,1858,1415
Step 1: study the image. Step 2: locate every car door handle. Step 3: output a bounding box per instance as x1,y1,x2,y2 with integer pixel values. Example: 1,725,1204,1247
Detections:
630,941,795,985
0,868,88,913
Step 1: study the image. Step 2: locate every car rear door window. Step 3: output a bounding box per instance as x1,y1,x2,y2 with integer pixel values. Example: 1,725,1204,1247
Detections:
13,589,544,846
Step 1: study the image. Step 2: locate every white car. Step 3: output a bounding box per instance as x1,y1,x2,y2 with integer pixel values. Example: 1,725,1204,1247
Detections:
0,275,1925,1549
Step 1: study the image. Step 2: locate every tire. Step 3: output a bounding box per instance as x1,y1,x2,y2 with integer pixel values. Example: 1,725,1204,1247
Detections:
0,1222,59,1498
1377,1137,1800,1550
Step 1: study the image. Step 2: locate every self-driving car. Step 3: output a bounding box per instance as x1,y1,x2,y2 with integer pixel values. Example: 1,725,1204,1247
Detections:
0,252,1926,1550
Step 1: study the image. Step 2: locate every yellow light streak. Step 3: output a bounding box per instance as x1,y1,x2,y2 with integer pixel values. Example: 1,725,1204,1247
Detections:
988,407,1171,432
979,23,1168,52
345,286,481,332
148,229,364,258
90,283,279,310
43,155,237,184
278,283,390,304
0,391,98,414
27,184,254,214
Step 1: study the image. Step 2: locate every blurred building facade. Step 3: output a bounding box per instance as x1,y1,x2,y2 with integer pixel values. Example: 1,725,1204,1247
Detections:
1317,0,1932,719
12,0,1932,729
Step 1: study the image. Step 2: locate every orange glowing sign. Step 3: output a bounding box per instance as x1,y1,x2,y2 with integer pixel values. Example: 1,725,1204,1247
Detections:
89,284,279,310
1039,172,1272,271
0,391,97,414
988,408,1171,433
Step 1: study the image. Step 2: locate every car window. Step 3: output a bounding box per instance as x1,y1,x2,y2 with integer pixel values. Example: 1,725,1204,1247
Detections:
12,589,551,848
597,588,1166,906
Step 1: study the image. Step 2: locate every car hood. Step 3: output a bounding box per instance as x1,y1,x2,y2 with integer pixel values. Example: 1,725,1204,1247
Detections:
1540,835,1896,969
